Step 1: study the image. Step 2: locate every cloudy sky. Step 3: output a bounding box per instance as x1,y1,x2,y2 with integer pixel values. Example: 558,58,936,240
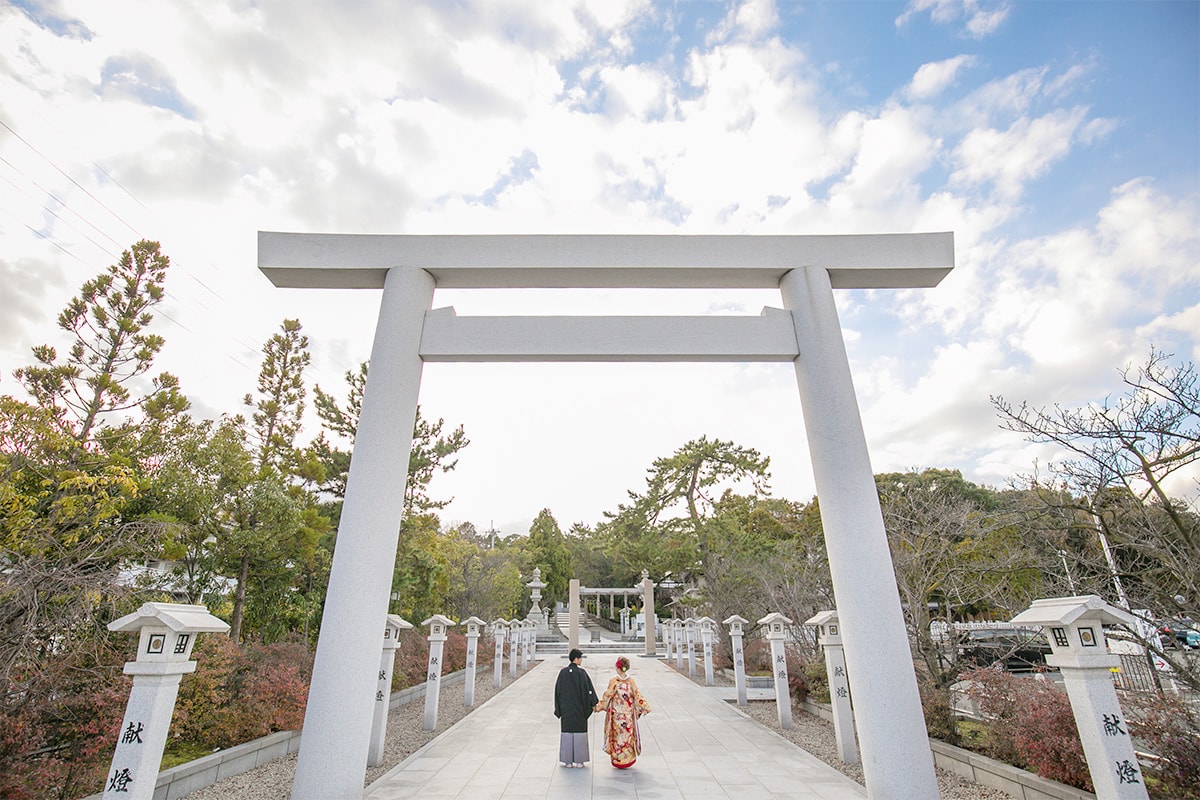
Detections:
2,0,1197,537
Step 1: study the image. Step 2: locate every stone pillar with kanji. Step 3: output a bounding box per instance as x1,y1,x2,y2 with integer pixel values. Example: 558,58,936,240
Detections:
369,614,413,767
525,618,537,663
620,606,630,637
725,615,749,706
641,570,656,657
673,620,685,670
568,578,581,652
1012,596,1149,800
104,603,230,800
461,616,485,707
759,612,794,730
806,610,858,764
422,615,455,731
697,616,716,686
508,619,519,679
491,618,509,688
661,615,673,660
684,618,697,678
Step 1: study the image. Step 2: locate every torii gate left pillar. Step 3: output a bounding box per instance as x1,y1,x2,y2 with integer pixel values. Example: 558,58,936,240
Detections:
260,232,952,800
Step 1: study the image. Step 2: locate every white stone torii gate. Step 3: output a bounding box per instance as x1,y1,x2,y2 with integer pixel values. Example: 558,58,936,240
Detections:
259,232,953,800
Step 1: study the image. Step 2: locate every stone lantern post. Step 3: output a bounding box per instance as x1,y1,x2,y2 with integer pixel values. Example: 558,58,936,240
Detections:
422,614,456,730
508,619,520,679
724,615,749,706
514,619,526,672
806,610,858,764
697,616,717,686
491,618,509,688
673,620,685,670
1012,596,1149,799
758,612,794,730
461,616,486,707
684,618,698,678
104,603,229,800
620,606,630,637
369,613,413,767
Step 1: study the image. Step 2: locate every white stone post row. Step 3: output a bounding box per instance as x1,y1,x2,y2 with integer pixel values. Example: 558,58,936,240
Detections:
806,610,858,764
1012,596,1150,800
369,614,413,767
462,617,485,708
104,603,229,800
674,620,685,671
662,617,674,662
759,612,793,730
725,615,749,706
492,618,509,688
422,615,455,730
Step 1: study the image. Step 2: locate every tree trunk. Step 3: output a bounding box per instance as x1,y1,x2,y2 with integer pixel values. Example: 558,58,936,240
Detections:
229,553,250,644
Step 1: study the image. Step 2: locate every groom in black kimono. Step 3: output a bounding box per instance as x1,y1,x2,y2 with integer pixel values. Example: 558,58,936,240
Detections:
554,648,598,767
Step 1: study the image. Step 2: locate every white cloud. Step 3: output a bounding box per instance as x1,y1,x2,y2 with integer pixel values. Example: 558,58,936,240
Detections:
906,55,976,100
896,0,1011,39
951,106,1092,199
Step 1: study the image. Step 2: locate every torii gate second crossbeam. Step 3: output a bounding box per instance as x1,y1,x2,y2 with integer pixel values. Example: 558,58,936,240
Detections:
259,232,953,800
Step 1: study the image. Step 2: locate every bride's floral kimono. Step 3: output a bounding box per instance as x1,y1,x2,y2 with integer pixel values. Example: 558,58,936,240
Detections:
595,665,651,768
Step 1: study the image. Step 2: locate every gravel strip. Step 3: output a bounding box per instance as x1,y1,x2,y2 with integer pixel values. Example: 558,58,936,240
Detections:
181,662,1015,799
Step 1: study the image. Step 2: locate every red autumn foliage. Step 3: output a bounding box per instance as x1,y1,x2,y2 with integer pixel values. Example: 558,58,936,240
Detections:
1126,692,1200,799
171,635,312,749
0,642,130,800
961,667,1092,792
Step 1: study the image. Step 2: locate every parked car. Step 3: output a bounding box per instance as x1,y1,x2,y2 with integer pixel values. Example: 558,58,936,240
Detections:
1158,619,1200,649
956,627,1054,672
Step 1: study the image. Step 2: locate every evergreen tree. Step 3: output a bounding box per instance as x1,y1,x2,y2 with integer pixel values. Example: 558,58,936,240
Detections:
244,318,310,477
526,509,573,606
14,239,185,448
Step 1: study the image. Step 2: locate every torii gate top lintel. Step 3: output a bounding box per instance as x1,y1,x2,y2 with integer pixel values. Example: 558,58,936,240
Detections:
258,232,954,290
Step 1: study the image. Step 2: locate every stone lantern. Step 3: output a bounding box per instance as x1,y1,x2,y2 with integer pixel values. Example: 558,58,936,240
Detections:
696,616,717,686
724,615,750,706
104,603,229,800
758,612,794,730
525,568,549,634
368,614,413,767
421,614,456,730
491,618,509,688
1012,596,1148,799
805,610,858,764
461,616,486,707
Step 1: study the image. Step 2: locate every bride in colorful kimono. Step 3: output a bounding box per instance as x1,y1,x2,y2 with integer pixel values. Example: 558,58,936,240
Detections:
594,656,651,769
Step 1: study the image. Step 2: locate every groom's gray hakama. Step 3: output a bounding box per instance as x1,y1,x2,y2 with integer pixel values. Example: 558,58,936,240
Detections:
554,661,598,764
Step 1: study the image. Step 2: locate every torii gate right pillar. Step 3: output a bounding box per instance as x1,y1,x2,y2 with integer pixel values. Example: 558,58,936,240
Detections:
781,266,939,799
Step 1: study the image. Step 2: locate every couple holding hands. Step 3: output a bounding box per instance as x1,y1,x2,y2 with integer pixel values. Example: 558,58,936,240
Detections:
553,649,652,769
